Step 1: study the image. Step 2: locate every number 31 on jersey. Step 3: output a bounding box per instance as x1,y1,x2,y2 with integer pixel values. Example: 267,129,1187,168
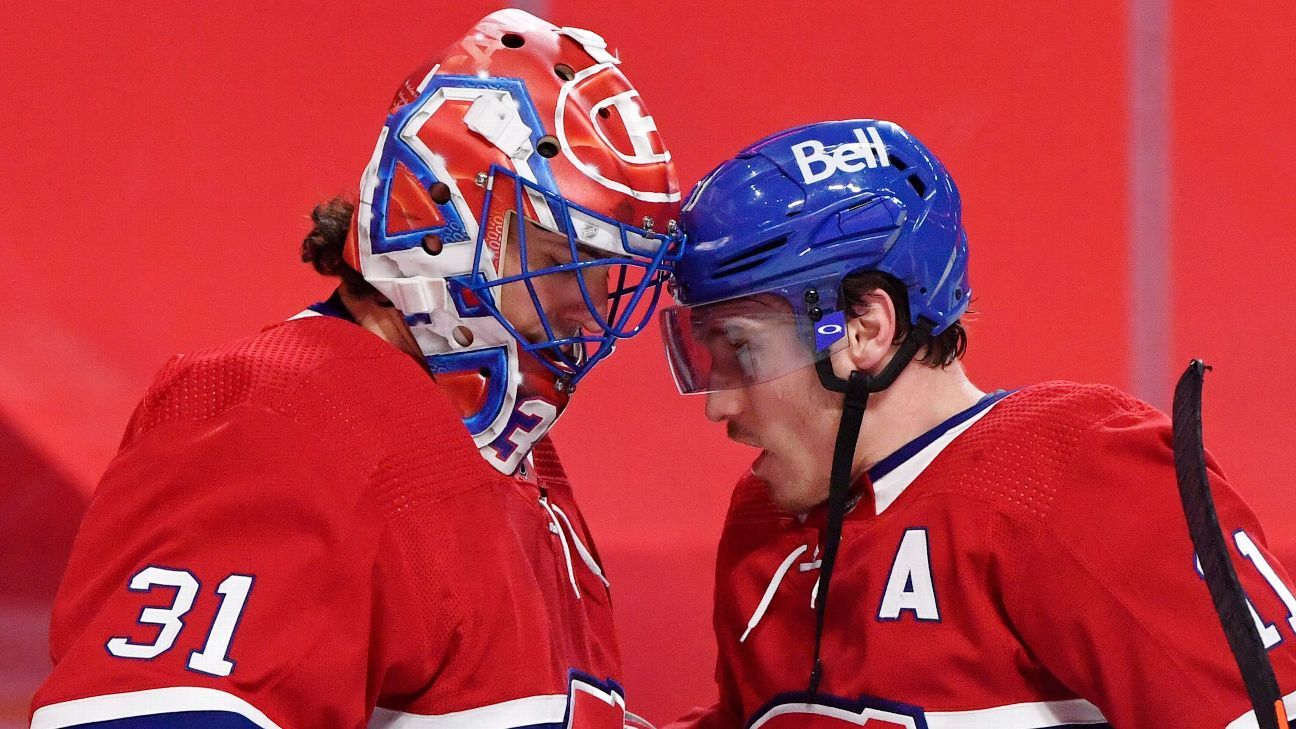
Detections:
105,566,255,677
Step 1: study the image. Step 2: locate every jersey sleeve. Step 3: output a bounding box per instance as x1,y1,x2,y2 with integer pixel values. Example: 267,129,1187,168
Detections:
1000,404,1296,728
30,403,433,728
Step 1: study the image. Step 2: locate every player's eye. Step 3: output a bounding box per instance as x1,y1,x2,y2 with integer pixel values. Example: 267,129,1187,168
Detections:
727,338,761,380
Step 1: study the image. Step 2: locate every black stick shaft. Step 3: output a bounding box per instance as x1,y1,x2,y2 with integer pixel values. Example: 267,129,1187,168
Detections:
1173,360,1286,728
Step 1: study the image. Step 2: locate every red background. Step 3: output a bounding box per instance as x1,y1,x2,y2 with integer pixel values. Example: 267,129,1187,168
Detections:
2,1,1293,724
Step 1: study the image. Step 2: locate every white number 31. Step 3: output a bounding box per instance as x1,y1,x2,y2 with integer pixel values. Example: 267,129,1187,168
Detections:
105,566,254,677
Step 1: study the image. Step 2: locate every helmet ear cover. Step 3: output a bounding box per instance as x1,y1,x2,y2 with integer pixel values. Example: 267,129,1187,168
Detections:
811,317,934,395
839,269,970,370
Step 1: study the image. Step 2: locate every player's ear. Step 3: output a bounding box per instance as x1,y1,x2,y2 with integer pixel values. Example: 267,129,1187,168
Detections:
839,288,898,376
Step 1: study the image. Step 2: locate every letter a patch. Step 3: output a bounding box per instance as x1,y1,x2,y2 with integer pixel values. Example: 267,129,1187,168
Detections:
878,528,940,622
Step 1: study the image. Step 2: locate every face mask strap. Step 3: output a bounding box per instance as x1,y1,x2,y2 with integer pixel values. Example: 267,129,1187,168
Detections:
807,318,933,694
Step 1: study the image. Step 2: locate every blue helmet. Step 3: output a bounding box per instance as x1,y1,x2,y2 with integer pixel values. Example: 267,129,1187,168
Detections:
662,119,968,394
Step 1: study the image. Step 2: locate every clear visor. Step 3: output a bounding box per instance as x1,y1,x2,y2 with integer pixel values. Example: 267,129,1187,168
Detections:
660,291,850,394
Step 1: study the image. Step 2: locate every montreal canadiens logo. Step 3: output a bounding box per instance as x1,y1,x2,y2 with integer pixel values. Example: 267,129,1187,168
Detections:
747,694,927,729
554,63,678,204
564,673,627,729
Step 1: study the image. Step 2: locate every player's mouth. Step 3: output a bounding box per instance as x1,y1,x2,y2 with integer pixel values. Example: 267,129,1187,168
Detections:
726,423,762,450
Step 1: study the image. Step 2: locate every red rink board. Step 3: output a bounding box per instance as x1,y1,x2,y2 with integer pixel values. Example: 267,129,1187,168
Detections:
1,1,1294,724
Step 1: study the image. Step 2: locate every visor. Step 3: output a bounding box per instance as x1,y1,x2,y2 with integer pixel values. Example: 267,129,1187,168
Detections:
660,284,850,394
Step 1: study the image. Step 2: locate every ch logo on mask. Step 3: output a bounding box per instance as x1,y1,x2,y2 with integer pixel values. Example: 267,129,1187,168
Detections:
554,64,678,204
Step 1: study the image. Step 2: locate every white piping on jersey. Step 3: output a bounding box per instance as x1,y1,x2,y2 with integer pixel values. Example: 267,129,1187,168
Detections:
287,308,323,320
739,397,1007,644
1226,687,1296,729
749,696,1107,729
872,399,1001,515
924,697,1107,728
30,687,283,729
538,495,608,599
370,693,569,728
551,502,611,588
624,709,654,729
741,544,809,642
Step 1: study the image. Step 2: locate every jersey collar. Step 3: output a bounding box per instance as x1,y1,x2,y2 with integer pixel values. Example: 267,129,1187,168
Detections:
866,389,1013,515
289,289,357,323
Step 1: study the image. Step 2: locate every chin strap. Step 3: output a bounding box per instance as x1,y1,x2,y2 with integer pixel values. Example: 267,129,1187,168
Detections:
807,319,933,694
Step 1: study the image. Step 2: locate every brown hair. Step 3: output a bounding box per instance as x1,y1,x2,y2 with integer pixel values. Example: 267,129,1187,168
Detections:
299,196,376,296
840,271,968,367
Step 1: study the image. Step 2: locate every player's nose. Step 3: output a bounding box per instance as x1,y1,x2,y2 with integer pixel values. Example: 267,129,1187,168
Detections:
561,299,603,338
559,272,610,333
705,387,742,423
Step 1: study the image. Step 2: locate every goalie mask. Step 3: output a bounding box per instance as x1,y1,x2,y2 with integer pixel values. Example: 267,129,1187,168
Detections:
346,10,682,474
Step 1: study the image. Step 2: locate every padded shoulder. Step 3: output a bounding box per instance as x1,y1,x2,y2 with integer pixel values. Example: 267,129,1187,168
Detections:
123,316,468,434
930,380,1167,523
121,318,406,444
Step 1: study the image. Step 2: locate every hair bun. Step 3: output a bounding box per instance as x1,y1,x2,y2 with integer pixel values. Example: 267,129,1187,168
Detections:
300,197,355,276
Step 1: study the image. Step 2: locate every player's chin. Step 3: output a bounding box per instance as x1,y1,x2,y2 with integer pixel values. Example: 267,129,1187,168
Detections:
751,449,776,484
754,454,814,513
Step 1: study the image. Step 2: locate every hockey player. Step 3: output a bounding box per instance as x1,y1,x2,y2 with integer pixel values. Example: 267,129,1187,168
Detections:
31,10,681,728
660,120,1296,728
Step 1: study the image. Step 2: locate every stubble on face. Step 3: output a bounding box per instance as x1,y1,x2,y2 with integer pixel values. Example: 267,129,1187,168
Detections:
739,366,843,514
693,296,847,514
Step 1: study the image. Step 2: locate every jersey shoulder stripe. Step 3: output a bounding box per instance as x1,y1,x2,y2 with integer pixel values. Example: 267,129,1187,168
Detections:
30,687,281,729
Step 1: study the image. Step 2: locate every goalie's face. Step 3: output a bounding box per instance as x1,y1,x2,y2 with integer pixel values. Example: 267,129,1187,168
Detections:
464,171,680,389
695,295,842,513
497,216,612,352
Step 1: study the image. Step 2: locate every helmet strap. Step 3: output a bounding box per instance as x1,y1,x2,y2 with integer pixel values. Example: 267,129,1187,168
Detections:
807,319,934,694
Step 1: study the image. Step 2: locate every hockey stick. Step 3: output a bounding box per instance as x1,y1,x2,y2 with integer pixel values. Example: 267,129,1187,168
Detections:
1172,359,1288,729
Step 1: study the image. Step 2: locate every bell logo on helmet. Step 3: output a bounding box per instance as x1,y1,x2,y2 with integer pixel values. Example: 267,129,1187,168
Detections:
790,127,890,185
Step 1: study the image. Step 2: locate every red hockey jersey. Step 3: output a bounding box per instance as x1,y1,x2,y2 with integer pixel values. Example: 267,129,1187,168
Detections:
31,310,629,728
672,383,1296,729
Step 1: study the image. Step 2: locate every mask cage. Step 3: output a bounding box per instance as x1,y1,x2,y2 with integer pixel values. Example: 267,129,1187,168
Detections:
460,165,685,388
